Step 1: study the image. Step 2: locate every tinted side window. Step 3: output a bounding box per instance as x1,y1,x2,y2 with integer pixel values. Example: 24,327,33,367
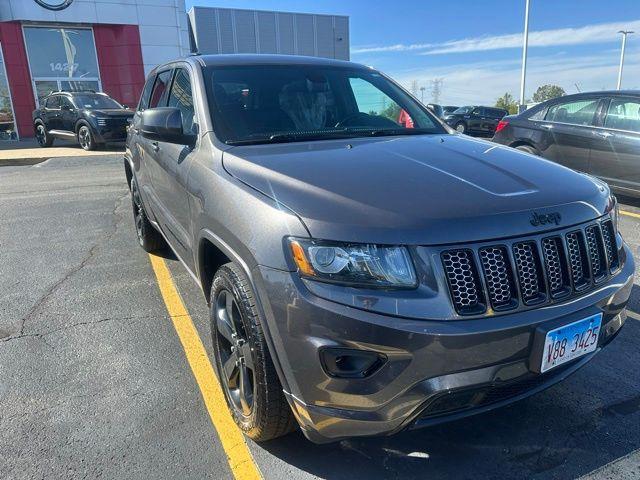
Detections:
60,97,73,109
149,70,172,108
138,74,156,111
545,99,599,126
167,68,196,134
604,98,640,133
45,96,60,108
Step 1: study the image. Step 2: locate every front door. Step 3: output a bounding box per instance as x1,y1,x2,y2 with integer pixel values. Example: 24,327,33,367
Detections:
152,67,198,268
590,96,640,192
43,95,62,130
537,97,602,173
59,96,77,132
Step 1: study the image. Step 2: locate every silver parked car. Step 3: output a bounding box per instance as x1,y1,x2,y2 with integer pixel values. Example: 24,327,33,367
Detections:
124,54,635,444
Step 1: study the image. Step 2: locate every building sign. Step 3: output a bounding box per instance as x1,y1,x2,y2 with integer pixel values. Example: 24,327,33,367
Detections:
34,0,74,11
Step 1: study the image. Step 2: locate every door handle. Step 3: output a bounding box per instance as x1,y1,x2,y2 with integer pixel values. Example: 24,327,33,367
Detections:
151,141,159,152
539,123,553,130
593,131,614,139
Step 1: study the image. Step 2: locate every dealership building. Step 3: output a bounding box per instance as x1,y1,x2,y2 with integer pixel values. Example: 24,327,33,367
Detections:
0,1,349,141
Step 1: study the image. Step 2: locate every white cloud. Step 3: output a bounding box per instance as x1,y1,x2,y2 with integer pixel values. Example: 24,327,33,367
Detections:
392,50,640,106
352,19,640,55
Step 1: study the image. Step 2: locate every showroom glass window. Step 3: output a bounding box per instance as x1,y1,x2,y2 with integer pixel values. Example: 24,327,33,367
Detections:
0,43,17,140
23,26,101,106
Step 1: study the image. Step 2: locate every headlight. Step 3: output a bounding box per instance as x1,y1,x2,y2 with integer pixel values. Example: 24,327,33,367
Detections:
288,238,417,288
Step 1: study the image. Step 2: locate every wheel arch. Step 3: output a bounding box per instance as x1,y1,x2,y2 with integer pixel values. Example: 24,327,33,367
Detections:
509,140,541,155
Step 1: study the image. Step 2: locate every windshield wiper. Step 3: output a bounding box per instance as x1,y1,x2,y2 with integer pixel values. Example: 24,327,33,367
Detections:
225,131,363,146
361,128,436,137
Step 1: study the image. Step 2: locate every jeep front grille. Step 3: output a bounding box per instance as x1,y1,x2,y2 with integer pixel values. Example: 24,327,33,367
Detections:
441,249,485,315
441,218,619,315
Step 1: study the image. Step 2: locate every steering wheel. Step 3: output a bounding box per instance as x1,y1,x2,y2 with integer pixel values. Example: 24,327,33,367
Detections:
334,112,375,128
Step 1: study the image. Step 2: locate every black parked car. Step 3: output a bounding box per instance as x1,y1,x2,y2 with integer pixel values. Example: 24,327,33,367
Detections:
426,103,445,118
444,105,508,136
492,91,640,197
33,91,133,151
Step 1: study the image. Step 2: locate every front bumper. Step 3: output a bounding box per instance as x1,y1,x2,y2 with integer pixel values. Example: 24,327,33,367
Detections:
253,243,634,444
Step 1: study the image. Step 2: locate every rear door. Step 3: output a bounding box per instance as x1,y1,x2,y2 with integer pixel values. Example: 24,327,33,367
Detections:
589,96,640,193
151,66,198,266
536,97,602,172
43,95,62,130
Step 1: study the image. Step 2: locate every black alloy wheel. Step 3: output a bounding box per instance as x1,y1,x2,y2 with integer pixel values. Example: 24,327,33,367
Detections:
215,288,255,417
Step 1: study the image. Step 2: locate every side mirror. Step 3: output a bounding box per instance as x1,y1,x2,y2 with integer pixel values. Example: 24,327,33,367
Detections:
141,107,195,145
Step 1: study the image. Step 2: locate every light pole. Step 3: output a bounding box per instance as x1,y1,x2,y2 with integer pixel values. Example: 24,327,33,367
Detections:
519,0,531,112
420,86,425,103
617,30,633,90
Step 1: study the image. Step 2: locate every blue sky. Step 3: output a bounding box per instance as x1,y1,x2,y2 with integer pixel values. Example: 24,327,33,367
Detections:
185,0,640,105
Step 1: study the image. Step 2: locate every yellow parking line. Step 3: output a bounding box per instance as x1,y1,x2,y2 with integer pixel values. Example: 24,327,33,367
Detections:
620,210,640,219
148,254,262,480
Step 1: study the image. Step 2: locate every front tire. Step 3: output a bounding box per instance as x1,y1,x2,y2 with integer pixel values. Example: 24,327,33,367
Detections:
210,263,296,442
455,122,466,134
130,177,165,252
77,124,97,151
35,122,53,147
515,145,538,155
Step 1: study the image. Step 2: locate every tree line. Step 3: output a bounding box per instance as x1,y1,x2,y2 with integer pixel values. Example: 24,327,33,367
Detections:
495,85,566,114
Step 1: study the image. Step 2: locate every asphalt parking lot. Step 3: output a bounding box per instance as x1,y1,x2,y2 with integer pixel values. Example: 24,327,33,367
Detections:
1,154,639,480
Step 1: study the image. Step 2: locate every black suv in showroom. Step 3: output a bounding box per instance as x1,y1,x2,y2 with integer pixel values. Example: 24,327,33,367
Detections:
444,105,508,136
33,91,133,151
492,91,640,197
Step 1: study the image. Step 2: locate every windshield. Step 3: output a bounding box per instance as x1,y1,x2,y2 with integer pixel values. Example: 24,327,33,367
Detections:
452,106,473,114
205,65,444,144
72,95,122,110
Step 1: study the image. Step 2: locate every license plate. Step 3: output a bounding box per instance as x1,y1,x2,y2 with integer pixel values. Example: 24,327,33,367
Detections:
540,313,602,373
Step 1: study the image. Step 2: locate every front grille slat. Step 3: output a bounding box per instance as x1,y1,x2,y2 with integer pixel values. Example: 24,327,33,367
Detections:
541,237,571,298
585,224,607,282
566,231,591,291
512,241,547,305
440,216,619,316
601,220,619,272
441,250,486,315
478,246,518,310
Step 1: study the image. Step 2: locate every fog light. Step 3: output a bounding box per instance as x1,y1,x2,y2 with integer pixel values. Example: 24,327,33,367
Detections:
320,347,386,378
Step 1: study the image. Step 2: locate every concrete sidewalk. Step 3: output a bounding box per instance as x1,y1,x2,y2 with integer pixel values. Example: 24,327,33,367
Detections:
0,138,123,166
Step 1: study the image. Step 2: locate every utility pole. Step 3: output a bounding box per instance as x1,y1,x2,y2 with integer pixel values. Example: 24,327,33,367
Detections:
617,30,634,90
420,86,426,103
431,78,442,104
519,0,530,112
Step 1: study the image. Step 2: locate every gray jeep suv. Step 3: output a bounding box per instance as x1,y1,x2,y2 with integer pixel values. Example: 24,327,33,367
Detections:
124,54,635,444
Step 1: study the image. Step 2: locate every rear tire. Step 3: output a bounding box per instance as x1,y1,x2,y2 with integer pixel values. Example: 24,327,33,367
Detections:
34,122,53,147
130,177,165,252
515,145,538,155
455,122,466,134
210,263,296,442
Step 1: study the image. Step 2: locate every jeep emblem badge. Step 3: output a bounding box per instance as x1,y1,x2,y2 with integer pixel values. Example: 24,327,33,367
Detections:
34,0,74,11
530,211,562,227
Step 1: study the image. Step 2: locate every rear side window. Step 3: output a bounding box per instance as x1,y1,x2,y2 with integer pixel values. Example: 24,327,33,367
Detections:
45,96,60,108
138,74,156,111
604,99,640,133
545,99,599,126
167,68,196,134
149,70,172,108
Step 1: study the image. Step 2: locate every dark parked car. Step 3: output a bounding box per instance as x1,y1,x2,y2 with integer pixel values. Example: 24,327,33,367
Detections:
444,105,508,136
492,91,640,197
33,91,133,151
426,103,444,118
443,105,458,115
125,54,633,444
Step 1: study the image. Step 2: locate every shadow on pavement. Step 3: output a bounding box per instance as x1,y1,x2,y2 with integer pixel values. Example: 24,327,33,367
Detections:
262,288,640,480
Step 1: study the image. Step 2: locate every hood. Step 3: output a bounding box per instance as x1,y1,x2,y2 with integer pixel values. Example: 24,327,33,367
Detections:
222,134,610,245
87,109,133,118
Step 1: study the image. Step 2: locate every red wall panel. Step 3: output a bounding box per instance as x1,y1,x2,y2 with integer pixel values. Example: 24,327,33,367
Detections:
0,22,36,138
93,25,145,108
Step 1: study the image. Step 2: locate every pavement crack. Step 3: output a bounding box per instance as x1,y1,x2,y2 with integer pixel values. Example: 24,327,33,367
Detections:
12,191,130,338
